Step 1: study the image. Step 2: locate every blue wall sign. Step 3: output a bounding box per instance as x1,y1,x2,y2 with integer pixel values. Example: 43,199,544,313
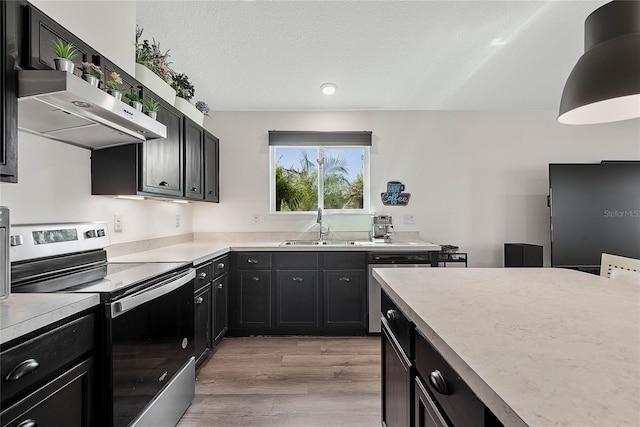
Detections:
381,181,411,206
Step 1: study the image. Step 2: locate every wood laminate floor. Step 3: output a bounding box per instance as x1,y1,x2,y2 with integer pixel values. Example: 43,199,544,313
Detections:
177,336,381,427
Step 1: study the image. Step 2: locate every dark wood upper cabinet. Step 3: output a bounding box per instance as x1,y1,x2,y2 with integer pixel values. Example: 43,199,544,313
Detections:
1,0,18,183
203,131,220,203
184,118,204,200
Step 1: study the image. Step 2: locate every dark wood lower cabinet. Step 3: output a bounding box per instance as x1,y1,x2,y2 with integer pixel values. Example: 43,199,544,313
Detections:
212,273,228,345
236,270,272,329
415,376,449,427
382,320,412,427
276,270,319,328
323,270,366,328
194,284,212,368
0,358,93,427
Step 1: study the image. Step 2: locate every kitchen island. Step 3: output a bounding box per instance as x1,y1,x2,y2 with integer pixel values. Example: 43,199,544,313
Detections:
373,267,640,426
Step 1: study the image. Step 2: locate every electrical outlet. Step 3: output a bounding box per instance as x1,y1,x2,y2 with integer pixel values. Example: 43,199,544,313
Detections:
253,214,260,224
114,214,123,232
404,214,416,224
175,214,181,228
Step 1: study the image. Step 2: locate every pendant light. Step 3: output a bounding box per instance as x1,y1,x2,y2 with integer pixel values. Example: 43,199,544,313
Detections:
558,0,640,125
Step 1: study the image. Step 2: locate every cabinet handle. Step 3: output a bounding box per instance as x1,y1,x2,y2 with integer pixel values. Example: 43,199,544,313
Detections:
198,272,207,280
159,181,169,186
216,283,223,289
247,259,259,264
195,296,204,304
338,277,350,282
6,359,40,381
251,277,260,282
217,263,225,269
191,186,198,192
429,370,450,395
208,191,214,195
385,309,397,321
17,420,37,427
292,277,304,282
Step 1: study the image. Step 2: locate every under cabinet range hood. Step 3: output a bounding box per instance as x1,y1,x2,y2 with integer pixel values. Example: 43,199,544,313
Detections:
17,70,167,149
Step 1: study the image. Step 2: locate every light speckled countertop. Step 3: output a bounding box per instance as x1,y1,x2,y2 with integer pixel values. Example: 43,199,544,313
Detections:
109,239,441,264
0,293,100,345
373,267,640,427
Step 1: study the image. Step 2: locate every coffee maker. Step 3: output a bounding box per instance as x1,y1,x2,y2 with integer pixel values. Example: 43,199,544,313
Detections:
371,215,393,242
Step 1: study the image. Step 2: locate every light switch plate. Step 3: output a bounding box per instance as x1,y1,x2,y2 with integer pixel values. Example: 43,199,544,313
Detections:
114,214,123,232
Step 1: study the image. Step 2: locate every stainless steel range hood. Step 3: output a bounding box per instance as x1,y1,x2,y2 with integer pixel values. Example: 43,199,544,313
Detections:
18,70,167,149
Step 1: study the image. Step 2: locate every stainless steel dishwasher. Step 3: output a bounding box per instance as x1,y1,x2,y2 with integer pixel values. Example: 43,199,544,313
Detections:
367,252,432,333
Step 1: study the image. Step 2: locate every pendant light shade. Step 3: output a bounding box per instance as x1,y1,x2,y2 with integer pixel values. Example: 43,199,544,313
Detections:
558,0,640,125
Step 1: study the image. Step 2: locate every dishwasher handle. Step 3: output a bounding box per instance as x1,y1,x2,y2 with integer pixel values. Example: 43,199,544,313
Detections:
110,269,195,318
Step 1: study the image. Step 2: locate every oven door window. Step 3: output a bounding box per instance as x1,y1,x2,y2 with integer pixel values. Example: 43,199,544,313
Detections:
111,279,194,427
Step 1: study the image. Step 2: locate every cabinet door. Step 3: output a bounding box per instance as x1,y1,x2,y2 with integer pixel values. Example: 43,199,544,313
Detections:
194,285,211,368
141,96,183,197
1,0,17,183
276,270,319,329
203,131,219,202
415,376,449,427
323,270,366,329
184,118,204,200
237,270,272,329
382,320,412,427
213,274,228,345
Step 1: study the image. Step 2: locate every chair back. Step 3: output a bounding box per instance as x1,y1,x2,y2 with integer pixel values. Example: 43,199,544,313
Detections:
600,253,640,285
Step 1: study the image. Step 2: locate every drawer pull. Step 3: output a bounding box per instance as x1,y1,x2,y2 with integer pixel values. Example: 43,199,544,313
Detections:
216,283,223,289
17,420,37,427
191,186,198,192
385,309,397,321
198,272,208,280
338,277,350,282
217,263,225,269
6,359,40,381
429,370,449,395
195,296,204,304
159,181,169,187
292,277,304,282
247,259,259,264
251,277,260,282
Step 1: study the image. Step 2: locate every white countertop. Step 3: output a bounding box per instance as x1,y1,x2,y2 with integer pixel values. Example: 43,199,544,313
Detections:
373,267,640,427
0,293,100,345
109,239,441,264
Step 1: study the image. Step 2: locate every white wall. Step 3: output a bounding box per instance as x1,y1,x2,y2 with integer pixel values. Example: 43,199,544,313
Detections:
195,111,640,266
29,0,136,75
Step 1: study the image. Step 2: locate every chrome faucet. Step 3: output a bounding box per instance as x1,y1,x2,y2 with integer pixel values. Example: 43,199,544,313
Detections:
317,208,330,241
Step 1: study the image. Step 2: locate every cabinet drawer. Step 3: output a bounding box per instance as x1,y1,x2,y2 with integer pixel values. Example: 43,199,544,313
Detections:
236,252,271,269
323,252,365,269
274,252,318,269
195,261,214,286
381,291,412,358
213,255,229,277
1,314,94,406
415,331,484,427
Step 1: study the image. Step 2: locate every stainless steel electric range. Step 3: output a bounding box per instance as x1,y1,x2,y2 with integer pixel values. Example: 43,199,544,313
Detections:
10,222,196,427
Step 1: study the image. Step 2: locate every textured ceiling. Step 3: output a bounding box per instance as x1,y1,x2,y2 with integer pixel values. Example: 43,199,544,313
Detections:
136,0,608,111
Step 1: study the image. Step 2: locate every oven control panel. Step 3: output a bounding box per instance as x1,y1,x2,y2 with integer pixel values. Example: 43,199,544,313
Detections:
10,222,110,262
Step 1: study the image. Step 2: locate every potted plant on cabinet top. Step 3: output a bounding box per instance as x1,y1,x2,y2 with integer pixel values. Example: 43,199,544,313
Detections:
105,72,124,101
78,62,103,87
171,72,204,125
125,93,143,112
135,26,176,105
144,98,160,120
195,101,211,117
52,38,77,73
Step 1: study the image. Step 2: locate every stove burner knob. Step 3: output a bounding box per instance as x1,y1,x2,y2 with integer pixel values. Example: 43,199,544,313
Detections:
10,235,23,247
85,230,97,238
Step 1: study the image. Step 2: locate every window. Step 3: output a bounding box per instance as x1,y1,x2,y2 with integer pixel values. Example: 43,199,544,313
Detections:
269,131,371,213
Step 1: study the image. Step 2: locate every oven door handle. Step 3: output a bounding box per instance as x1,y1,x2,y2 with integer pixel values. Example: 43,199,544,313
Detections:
110,269,196,318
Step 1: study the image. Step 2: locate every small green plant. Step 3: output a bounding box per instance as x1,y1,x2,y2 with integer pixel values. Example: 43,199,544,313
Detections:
124,93,141,102
135,26,173,83
195,101,210,116
171,73,195,101
106,72,123,91
52,38,77,60
79,62,103,78
144,99,159,112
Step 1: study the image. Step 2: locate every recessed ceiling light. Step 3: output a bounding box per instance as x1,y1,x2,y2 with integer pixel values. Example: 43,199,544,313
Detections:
320,83,337,95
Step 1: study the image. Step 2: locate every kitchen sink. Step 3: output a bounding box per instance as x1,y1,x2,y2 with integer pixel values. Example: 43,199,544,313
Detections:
279,240,360,246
